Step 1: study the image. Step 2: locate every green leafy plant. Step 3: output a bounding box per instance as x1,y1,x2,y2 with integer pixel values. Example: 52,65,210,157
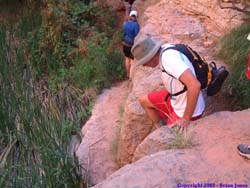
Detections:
217,22,250,109
27,0,125,90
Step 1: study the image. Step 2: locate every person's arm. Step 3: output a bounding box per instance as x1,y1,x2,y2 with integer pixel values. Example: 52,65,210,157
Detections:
175,69,201,128
123,22,127,37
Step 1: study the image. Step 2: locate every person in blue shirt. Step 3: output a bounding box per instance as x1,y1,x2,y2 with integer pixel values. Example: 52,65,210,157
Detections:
122,10,140,80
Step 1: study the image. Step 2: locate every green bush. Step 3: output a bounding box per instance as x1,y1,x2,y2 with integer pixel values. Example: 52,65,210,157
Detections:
27,0,125,90
67,33,124,89
217,23,250,109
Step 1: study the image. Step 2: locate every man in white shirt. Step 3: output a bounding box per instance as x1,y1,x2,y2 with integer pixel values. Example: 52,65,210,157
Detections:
131,36,205,131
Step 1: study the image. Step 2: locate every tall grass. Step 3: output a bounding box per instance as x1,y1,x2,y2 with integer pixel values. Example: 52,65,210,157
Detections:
0,1,125,186
0,20,87,188
165,128,195,150
217,23,250,109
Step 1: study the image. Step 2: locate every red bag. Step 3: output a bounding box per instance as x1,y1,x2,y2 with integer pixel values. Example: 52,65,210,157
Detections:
246,51,250,80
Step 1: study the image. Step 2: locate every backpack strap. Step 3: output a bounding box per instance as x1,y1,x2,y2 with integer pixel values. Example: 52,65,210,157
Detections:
173,44,213,88
160,47,187,100
165,86,187,101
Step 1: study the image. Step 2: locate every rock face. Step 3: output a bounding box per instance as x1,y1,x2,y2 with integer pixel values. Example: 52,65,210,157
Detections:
117,66,164,166
76,82,130,185
132,126,175,162
117,0,244,166
92,109,250,188
134,0,243,57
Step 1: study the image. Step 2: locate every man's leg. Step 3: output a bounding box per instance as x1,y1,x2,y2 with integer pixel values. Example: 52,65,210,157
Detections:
139,95,161,124
139,90,176,128
125,57,131,78
129,59,134,80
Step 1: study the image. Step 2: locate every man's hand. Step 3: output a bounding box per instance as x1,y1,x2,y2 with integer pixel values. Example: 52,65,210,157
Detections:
175,118,190,133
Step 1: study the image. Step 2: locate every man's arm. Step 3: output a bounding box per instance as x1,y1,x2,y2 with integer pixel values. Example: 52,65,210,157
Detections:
177,69,201,127
134,22,140,36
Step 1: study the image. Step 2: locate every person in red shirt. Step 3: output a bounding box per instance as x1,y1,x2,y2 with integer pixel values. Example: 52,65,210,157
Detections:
237,36,250,160
246,47,250,80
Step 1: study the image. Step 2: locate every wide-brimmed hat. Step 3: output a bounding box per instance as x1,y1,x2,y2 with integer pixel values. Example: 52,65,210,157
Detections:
131,36,162,67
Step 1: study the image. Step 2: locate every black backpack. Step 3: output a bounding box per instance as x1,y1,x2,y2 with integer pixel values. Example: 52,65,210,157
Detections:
161,44,218,99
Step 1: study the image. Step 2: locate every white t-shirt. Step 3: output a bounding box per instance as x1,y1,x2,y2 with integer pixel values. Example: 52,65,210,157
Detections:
160,44,205,118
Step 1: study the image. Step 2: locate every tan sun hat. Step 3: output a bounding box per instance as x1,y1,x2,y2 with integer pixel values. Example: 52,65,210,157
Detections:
131,36,163,67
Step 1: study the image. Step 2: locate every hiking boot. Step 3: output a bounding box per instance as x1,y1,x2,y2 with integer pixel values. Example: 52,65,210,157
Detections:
206,66,229,96
237,144,250,159
154,119,166,128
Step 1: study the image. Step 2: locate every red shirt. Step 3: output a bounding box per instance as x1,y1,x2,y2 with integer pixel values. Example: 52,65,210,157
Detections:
246,50,250,80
